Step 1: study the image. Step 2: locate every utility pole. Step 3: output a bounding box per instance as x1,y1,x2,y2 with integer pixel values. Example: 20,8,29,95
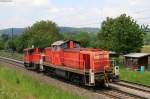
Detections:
11,28,14,55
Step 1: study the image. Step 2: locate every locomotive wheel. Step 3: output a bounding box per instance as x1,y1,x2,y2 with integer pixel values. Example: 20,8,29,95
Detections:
33,64,40,72
69,73,83,85
24,62,30,70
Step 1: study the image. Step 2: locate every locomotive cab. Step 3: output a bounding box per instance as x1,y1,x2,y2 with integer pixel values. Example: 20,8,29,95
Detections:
50,40,81,66
23,48,34,67
61,40,80,49
51,40,80,50
23,48,41,70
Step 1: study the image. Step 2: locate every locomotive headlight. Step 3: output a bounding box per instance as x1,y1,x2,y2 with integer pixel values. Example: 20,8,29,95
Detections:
114,66,119,76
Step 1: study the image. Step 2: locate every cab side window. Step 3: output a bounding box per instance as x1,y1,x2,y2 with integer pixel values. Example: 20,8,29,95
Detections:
62,43,68,49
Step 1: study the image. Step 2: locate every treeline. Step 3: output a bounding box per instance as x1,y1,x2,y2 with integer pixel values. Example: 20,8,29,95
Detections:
0,14,146,54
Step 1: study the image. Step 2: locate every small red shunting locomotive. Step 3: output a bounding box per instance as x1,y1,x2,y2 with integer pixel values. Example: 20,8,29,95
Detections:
24,40,119,86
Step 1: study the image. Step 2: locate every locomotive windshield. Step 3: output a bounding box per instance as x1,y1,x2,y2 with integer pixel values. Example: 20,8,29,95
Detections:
61,40,81,49
74,43,80,48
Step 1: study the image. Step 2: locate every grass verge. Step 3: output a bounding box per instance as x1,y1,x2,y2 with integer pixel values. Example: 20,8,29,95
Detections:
120,66,150,86
0,64,87,99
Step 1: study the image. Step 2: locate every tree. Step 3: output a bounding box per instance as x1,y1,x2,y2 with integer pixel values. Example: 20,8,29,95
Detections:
62,32,76,40
97,14,145,53
17,20,62,52
62,32,92,47
0,39,4,49
74,32,91,47
0,33,9,50
144,32,150,45
5,39,16,51
143,26,150,45
1,33,9,41
97,17,115,50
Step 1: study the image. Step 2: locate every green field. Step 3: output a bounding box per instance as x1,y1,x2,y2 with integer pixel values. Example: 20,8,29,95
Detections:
0,64,86,99
0,50,22,60
142,45,150,53
120,65,150,86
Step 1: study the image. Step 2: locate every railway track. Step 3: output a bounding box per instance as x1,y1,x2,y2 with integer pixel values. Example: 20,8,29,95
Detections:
115,80,150,93
0,56,150,99
96,88,143,99
120,80,150,88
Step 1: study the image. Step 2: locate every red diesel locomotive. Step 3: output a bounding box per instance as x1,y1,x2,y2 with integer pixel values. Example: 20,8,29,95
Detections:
24,40,119,86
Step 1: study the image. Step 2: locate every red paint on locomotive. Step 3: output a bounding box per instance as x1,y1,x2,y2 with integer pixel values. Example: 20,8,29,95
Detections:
23,40,118,86
43,40,111,72
24,48,41,64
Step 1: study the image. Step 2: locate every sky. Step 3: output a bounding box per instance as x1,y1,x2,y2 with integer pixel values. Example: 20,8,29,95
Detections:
0,0,150,28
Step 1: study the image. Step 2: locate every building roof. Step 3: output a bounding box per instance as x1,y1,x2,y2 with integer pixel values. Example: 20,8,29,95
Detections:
124,53,150,58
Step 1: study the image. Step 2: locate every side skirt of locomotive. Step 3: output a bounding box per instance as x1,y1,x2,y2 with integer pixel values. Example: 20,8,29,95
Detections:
24,61,40,71
43,65,107,86
24,61,114,86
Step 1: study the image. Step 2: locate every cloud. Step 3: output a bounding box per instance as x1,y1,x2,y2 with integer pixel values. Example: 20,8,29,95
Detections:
128,0,145,6
33,0,51,6
0,0,150,28
0,0,57,28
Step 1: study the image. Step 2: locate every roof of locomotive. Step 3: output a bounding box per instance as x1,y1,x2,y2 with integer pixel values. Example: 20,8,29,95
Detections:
51,40,80,46
64,48,103,52
24,47,40,51
51,40,64,46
